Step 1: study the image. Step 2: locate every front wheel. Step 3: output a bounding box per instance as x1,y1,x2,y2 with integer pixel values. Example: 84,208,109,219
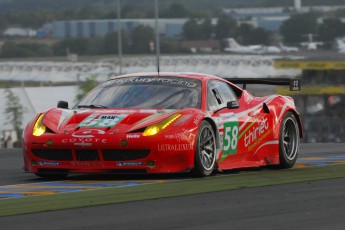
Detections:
193,120,216,177
278,112,300,168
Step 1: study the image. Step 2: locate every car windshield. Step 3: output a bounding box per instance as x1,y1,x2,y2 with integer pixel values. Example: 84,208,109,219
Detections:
74,76,202,109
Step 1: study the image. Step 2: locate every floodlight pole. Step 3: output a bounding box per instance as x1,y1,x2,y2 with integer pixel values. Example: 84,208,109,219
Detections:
154,0,160,73
117,0,122,74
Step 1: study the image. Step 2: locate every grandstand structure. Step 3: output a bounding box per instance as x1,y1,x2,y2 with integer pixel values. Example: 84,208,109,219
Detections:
0,55,300,85
275,54,345,143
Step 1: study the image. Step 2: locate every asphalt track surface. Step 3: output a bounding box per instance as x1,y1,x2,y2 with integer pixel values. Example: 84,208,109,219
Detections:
1,143,345,229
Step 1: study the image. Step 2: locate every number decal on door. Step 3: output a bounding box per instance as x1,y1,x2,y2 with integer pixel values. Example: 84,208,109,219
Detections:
223,120,239,155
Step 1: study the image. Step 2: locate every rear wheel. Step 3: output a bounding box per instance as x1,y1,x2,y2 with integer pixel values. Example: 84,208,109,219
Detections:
278,112,300,168
193,120,216,177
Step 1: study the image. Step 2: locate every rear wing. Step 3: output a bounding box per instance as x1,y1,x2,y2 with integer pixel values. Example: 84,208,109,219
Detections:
224,78,301,91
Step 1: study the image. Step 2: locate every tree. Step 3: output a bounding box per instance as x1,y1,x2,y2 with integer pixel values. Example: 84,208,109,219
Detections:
236,23,253,45
0,15,9,31
3,88,24,140
0,41,18,58
280,12,319,44
130,25,154,53
76,5,103,19
182,18,214,40
182,18,202,40
334,8,345,18
104,31,130,54
86,36,105,55
317,18,345,46
160,3,189,18
200,18,214,39
76,76,98,100
53,38,88,56
121,4,148,18
235,23,270,45
214,15,237,40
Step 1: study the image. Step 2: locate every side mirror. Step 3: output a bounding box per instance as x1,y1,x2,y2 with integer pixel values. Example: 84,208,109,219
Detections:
57,100,69,109
227,101,239,109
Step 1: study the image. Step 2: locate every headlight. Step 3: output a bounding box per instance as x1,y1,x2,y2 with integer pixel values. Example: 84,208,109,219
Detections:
32,114,46,136
143,114,181,136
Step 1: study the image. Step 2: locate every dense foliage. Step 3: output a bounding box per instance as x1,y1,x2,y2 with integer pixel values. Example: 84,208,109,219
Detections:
280,12,345,46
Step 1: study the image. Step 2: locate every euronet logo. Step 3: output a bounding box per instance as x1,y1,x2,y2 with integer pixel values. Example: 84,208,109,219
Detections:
244,118,269,148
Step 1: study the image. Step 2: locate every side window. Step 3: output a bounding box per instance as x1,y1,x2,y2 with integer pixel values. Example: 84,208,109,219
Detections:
207,87,219,111
217,81,237,103
207,80,238,111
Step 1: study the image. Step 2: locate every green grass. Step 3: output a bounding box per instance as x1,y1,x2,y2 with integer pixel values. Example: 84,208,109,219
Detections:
1,164,345,217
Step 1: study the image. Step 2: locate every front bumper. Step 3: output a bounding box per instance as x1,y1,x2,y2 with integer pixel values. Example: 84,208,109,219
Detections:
22,133,196,175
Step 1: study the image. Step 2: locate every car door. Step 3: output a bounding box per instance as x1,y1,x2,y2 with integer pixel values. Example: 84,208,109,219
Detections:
206,80,247,169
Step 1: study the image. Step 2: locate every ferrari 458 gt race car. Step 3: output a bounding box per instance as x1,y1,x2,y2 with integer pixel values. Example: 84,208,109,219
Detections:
22,72,302,178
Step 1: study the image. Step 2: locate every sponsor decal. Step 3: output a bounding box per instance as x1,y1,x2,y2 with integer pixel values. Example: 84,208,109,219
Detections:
78,114,127,128
220,112,235,120
244,117,269,149
127,134,140,139
219,133,224,149
106,77,197,88
158,144,193,151
62,138,107,144
214,117,224,130
140,109,157,113
116,162,144,167
164,129,192,142
193,114,203,125
72,129,105,138
70,161,102,166
38,161,60,166
248,130,272,152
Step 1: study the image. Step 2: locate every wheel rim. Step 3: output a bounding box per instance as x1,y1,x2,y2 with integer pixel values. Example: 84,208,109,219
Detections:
198,125,216,171
283,117,298,160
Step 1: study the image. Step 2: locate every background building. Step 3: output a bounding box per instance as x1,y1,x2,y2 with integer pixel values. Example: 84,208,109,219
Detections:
50,18,188,39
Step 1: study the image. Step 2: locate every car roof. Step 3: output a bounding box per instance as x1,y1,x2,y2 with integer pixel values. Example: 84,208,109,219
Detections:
109,72,223,81
108,72,243,97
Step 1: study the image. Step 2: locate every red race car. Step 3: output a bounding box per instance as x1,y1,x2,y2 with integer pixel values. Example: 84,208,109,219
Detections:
22,72,302,178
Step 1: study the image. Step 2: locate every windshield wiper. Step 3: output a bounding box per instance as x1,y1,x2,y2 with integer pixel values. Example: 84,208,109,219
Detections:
77,104,108,108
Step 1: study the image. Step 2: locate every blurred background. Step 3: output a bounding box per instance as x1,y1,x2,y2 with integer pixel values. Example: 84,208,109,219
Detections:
0,0,344,146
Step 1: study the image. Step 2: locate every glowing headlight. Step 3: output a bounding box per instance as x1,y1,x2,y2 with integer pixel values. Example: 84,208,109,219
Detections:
32,114,46,136
143,114,181,136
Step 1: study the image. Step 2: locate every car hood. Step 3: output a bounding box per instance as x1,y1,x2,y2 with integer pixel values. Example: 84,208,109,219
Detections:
41,108,179,134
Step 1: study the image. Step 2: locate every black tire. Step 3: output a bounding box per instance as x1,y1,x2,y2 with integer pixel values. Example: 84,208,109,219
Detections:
193,120,216,177
35,173,68,180
278,111,300,168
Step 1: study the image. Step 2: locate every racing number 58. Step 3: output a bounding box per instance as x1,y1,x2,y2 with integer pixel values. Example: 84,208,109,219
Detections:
223,121,239,154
